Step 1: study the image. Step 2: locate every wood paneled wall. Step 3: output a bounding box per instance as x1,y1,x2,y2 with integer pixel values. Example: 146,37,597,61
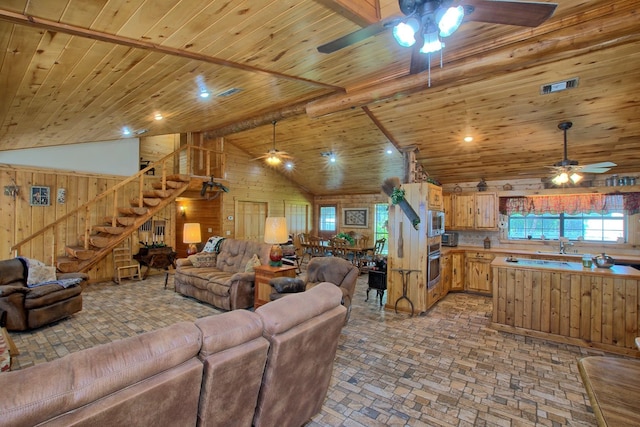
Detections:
175,198,222,257
0,165,176,281
203,135,314,242
313,193,388,239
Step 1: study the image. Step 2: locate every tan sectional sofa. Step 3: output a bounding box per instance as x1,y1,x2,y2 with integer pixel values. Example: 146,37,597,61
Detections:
174,238,272,310
0,282,346,427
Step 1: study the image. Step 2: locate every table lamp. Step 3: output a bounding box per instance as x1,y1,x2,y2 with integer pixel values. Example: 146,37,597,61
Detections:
264,217,288,266
183,223,202,256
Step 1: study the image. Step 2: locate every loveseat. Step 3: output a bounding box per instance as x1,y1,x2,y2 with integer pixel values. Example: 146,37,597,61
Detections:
0,283,346,427
174,238,272,310
0,258,88,331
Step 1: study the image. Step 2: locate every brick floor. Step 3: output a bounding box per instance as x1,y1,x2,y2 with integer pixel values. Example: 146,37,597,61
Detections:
8,272,613,426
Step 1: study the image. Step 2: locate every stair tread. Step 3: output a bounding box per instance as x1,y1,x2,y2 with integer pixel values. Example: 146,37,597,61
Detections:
152,180,183,190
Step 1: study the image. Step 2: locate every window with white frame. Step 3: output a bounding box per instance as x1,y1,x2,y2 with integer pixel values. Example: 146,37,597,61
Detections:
507,211,625,242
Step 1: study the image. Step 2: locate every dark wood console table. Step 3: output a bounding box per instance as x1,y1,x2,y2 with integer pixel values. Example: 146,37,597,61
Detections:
133,246,177,288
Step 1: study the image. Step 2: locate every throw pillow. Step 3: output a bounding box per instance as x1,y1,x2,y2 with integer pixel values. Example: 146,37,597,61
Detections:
244,254,262,272
202,236,224,253
27,263,57,286
188,253,217,268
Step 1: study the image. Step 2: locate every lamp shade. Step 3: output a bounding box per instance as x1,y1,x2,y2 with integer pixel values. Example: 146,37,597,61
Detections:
264,217,288,244
183,223,202,244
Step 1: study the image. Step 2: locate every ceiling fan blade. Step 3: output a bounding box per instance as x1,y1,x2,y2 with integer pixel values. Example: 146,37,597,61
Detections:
317,17,400,54
462,0,558,27
580,162,616,173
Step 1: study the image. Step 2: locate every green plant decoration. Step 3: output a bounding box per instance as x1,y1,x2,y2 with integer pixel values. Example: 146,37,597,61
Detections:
335,232,355,246
391,187,405,205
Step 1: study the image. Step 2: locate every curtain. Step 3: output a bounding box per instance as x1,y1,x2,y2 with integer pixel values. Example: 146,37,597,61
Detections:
499,193,640,215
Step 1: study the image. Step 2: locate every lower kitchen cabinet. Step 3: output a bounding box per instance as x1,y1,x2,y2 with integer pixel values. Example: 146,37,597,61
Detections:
466,252,494,294
450,252,465,291
440,253,451,294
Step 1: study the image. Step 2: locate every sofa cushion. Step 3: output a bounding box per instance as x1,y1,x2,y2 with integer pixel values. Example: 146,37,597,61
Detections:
24,284,82,309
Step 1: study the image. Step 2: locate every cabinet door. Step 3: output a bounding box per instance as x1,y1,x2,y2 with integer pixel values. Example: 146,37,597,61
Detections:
466,254,494,294
427,184,443,210
442,193,452,230
440,253,451,294
474,193,497,230
452,194,474,229
450,253,465,291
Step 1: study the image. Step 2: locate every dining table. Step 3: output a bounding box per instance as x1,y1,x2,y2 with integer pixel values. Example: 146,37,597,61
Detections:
301,241,375,271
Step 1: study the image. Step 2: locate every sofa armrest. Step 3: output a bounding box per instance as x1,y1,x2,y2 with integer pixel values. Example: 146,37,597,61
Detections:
229,272,255,282
56,273,89,282
175,258,193,268
0,285,28,297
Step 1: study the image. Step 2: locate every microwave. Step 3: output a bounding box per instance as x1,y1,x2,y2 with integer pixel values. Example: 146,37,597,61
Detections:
427,210,445,237
442,232,459,247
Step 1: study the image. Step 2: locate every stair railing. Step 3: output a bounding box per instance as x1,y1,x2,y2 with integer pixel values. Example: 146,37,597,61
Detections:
10,144,223,264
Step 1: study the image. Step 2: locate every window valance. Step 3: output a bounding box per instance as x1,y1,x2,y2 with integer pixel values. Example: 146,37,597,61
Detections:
499,193,640,215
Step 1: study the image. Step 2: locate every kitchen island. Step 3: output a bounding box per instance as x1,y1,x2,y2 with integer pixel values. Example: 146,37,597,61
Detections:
491,257,640,356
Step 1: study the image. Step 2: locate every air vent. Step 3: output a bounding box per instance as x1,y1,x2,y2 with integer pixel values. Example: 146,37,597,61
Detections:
540,78,579,95
217,88,242,97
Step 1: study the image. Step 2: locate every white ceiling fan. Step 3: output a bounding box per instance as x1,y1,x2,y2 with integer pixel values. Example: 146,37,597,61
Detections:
548,121,616,185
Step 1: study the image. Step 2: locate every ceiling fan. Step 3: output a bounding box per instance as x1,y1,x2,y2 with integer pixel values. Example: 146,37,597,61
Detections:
548,121,616,185
318,0,558,75
252,120,293,167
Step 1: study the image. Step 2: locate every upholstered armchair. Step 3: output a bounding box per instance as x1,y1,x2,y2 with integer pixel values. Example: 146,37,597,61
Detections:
303,257,359,321
268,256,359,322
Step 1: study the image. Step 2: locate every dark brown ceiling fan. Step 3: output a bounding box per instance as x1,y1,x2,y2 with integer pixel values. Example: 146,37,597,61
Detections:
318,0,558,75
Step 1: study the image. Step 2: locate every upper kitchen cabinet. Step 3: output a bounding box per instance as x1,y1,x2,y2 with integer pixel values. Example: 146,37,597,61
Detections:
427,184,443,210
447,192,498,230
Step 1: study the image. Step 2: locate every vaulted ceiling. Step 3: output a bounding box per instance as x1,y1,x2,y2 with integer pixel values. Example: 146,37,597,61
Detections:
1,1,639,195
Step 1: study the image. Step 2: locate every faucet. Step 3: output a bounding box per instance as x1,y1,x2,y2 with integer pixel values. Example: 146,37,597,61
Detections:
559,238,573,254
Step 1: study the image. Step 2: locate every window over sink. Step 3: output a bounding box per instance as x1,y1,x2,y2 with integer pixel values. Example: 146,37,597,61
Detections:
500,193,637,243
507,211,625,242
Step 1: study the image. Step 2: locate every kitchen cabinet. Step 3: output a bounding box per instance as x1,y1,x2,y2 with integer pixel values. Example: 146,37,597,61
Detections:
466,252,494,294
427,183,443,210
450,252,465,291
440,253,451,294
442,193,452,230
474,193,497,230
448,192,498,230
451,193,475,229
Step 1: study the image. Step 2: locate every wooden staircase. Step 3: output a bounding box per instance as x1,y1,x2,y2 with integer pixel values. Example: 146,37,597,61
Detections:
11,144,224,274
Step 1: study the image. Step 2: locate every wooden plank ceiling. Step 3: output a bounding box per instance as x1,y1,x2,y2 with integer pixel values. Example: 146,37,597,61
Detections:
0,0,639,195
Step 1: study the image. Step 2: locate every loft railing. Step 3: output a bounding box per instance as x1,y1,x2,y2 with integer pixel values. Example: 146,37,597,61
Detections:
10,144,223,263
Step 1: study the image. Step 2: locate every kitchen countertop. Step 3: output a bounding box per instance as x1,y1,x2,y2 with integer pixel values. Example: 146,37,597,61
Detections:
441,245,640,265
491,257,640,278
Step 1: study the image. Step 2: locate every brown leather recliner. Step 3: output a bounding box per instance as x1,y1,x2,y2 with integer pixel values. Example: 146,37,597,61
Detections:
302,256,359,322
0,258,88,331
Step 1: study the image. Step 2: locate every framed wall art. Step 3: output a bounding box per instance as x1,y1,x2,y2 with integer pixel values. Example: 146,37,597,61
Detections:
342,208,368,228
30,186,50,206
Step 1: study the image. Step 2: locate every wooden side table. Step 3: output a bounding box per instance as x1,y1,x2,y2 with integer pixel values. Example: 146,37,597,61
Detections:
254,265,297,309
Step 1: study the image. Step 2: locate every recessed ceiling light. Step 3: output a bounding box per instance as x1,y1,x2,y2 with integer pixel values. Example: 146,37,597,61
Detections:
284,161,294,170
122,127,131,136
199,89,210,98
154,113,163,121
386,148,393,154
464,136,473,142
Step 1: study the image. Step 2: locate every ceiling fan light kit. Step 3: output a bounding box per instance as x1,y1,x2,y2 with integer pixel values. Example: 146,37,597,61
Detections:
253,120,293,168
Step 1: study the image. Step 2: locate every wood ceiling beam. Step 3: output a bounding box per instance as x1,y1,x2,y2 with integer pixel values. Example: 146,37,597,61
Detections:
306,2,640,118
314,0,381,26
0,8,343,92
203,101,310,138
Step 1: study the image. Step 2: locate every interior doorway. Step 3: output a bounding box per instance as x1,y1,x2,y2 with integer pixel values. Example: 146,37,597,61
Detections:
236,201,268,242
